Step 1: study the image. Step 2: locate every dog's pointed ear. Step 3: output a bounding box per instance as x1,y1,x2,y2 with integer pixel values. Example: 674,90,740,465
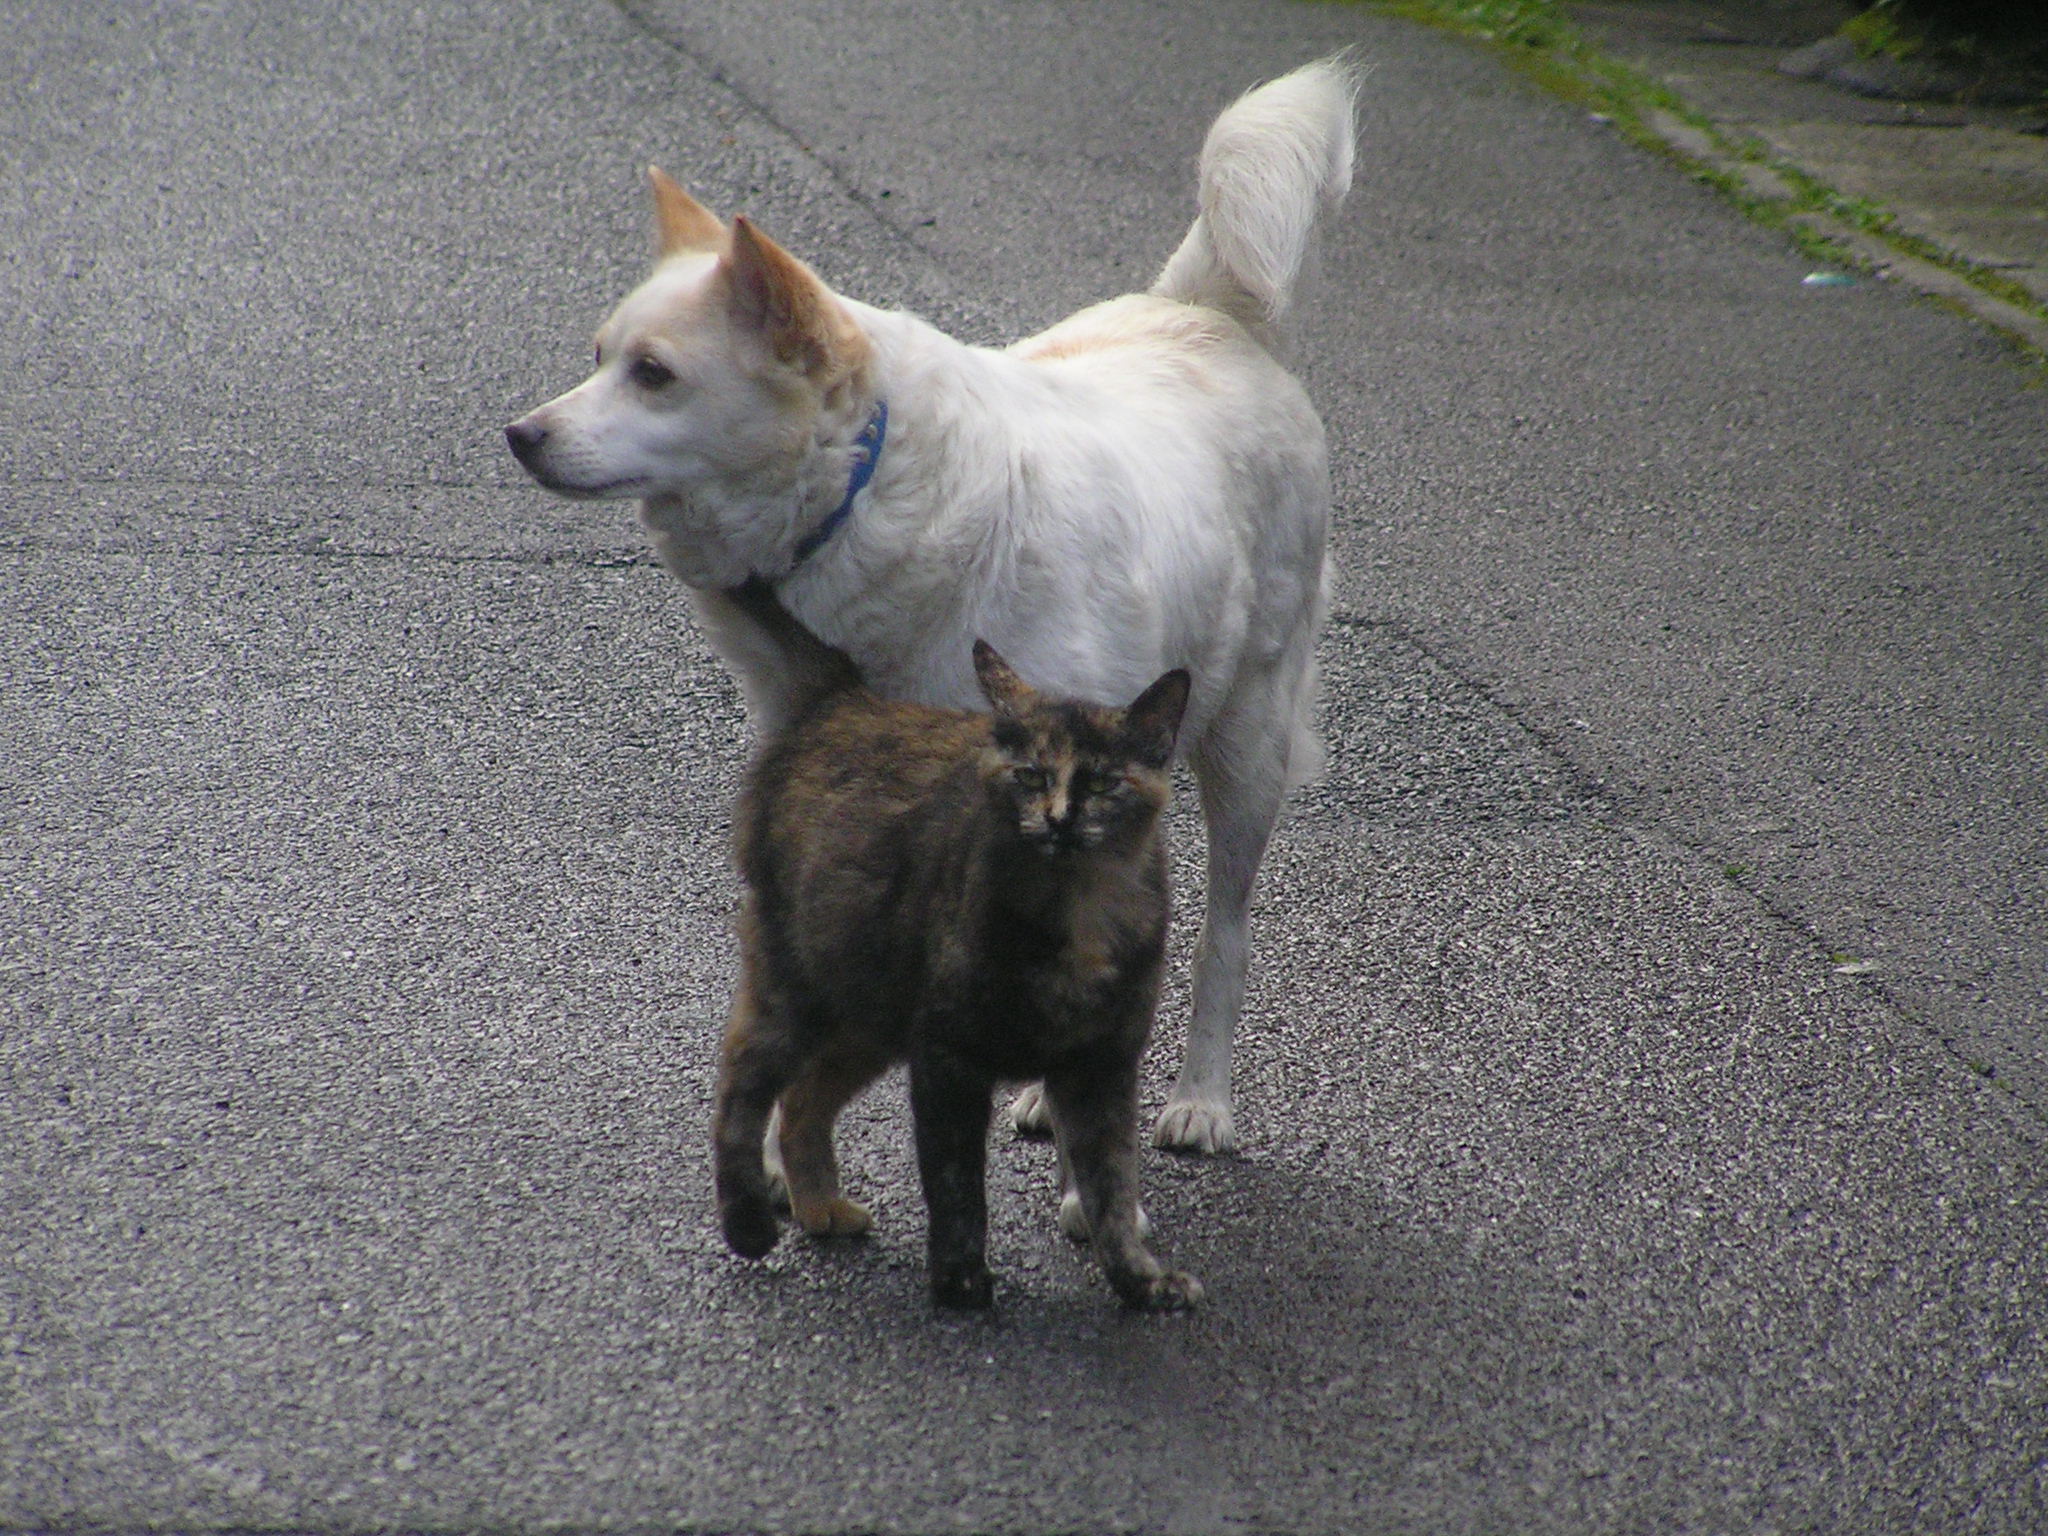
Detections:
973,640,1036,716
725,215,868,378
1121,668,1191,768
648,166,725,256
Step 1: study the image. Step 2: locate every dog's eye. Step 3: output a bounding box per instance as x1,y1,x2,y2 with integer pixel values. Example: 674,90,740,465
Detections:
629,354,676,391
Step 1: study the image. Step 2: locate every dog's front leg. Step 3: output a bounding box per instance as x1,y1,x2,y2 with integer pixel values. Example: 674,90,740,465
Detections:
1007,1080,1053,1137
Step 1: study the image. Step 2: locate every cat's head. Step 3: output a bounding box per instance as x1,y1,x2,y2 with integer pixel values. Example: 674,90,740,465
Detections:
972,642,1191,855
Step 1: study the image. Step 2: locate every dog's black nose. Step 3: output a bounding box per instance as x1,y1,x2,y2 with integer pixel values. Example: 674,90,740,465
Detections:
504,419,547,470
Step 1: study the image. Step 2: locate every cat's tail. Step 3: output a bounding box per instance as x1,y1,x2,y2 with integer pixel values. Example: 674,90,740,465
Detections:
1149,54,1358,351
702,578,864,731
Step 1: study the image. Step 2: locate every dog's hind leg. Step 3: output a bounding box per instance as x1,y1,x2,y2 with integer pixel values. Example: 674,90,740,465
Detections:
1156,700,1296,1155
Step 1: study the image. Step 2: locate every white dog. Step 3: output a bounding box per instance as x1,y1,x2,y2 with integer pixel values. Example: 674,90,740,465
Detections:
507,58,1355,1154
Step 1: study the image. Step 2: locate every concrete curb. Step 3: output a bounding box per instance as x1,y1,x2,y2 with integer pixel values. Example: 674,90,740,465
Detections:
1639,108,2048,356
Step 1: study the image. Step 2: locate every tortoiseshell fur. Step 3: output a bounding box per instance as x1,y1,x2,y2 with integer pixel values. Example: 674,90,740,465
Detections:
712,581,1199,1311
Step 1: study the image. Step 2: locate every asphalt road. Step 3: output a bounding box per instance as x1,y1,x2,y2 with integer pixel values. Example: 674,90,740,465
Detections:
3,1,2044,1532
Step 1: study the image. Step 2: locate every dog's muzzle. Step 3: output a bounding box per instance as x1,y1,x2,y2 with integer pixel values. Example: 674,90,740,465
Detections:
504,418,549,476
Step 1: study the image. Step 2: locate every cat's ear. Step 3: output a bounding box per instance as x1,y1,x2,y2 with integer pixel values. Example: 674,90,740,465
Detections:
972,640,1036,715
1122,669,1191,768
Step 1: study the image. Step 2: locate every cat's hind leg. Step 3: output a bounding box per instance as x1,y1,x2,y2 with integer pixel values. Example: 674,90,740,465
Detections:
712,972,802,1260
778,1049,887,1238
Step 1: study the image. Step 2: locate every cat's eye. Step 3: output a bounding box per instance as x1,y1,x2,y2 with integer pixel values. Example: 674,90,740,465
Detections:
629,353,677,391
1011,766,1048,791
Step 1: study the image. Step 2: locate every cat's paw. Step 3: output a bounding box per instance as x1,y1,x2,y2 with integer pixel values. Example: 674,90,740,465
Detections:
720,1197,782,1260
1152,1096,1236,1155
930,1261,996,1311
794,1194,873,1238
1057,1191,1150,1244
1009,1083,1053,1138
1123,1270,1203,1312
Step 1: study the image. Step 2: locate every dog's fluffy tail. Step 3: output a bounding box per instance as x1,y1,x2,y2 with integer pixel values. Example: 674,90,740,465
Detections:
1151,55,1358,347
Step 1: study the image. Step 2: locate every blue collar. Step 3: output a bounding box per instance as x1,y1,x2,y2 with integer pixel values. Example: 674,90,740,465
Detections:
789,399,888,570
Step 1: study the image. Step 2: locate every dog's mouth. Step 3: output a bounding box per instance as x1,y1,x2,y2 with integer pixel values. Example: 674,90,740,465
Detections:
531,472,649,500
503,421,649,499
516,468,650,501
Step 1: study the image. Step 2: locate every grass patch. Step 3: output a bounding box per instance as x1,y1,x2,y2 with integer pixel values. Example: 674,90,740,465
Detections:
1846,1,2048,83
1368,0,1572,51
1765,158,2048,315
1843,3,1925,64
1364,0,1694,135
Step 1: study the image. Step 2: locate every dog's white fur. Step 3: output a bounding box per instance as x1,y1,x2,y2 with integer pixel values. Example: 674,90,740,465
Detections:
508,58,1356,1153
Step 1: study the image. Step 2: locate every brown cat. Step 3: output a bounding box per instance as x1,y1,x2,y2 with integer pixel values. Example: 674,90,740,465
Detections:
710,579,1201,1311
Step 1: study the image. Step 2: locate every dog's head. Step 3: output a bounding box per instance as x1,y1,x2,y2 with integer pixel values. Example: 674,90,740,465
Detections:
505,170,872,524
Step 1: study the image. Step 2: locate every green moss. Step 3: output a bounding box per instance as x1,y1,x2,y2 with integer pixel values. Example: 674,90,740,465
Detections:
1367,0,1571,51
1845,0,2048,72
1843,3,1924,63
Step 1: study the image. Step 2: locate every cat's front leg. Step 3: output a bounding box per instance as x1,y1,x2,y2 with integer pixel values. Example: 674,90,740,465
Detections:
1048,1100,1151,1244
1056,1185,1152,1244
1044,1064,1201,1311
909,1051,996,1310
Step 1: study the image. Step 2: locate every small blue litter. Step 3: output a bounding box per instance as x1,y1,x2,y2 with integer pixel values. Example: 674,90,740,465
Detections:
1802,271,1856,288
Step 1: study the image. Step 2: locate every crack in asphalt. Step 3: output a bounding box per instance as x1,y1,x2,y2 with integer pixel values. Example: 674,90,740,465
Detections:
605,0,959,301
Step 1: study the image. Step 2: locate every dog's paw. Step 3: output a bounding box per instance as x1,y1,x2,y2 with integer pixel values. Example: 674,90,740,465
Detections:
720,1197,782,1261
793,1194,873,1238
1057,1191,1150,1244
1059,1189,1090,1242
1009,1082,1054,1138
1152,1097,1236,1155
